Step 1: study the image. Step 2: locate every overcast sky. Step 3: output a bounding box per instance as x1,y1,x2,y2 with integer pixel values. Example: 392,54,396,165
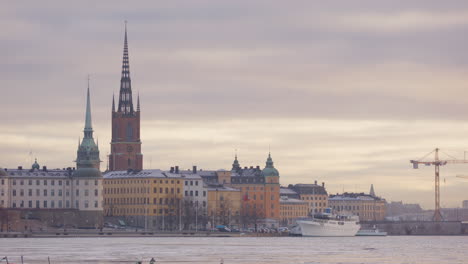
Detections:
2,0,468,209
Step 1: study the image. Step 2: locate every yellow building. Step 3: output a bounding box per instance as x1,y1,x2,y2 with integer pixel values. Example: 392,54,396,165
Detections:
279,196,308,226
103,169,184,230
207,185,241,228
284,183,329,214
328,192,386,221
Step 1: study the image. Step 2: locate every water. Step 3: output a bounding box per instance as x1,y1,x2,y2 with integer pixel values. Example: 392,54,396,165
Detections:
0,236,466,263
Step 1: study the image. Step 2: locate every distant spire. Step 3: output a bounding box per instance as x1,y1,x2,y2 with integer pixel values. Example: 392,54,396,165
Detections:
137,91,140,112
370,184,376,197
266,152,274,168
117,21,134,114
232,149,240,171
112,93,115,112
84,77,93,138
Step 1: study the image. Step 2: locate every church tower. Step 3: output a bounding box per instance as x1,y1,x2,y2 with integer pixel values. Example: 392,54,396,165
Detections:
76,82,101,170
109,24,143,171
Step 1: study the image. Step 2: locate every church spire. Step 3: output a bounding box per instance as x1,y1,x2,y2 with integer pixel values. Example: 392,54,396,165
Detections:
84,77,93,138
370,184,376,197
117,21,134,114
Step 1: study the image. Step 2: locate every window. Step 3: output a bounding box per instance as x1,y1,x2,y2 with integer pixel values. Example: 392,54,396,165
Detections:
66,200,70,208
85,190,89,196
66,190,70,196
43,201,47,208
36,180,40,185
85,180,89,186
36,200,40,208
13,180,16,185
43,180,47,185
58,180,62,186
66,180,70,186
195,181,198,186
28,200,32,208
13,190,17,196
185,191,188,196
185,181,188,186
59,200,63,208
51,201,55,208
51,190,55,196
59,190,62,196
75,200,79,209
28,180,32,185
36,189,40,196
95,180,98,186
43,190,47,196
76,180,79,185
84,201,89,208
195,191,198,196
28,189,32,196
94,189,98,196
94,201,98,208
203,191,206,197
190,191,193,196
76,189,79,196
20,189,24,196
51,180,55,186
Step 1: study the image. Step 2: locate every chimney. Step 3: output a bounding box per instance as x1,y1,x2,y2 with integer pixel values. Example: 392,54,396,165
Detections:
322,182,325,187
42,166,47,171
250,166,253,169
193,165,197,174
18,166,22,170
244,166,247,169
314,180,317,185
175,166,179,174
170,167,174,173
256,165,260,170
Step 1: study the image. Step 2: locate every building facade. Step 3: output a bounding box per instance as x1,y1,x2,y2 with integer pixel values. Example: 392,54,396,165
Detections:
109,26,143,171
288,183,328,214
207,185,241,229
328,192,386,221
279,196,308,226
103,168,210,231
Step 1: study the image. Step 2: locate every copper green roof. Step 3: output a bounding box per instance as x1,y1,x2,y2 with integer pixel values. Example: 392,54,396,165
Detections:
262,153,279,177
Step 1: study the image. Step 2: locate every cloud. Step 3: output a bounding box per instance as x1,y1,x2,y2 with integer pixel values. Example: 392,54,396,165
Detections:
2,0,468,209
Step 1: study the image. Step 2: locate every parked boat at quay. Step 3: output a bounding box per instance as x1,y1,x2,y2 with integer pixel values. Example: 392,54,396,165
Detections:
296,208,360,237
356,226,387,236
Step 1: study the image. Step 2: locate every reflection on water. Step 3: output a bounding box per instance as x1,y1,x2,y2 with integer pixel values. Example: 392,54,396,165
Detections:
0,236,467,264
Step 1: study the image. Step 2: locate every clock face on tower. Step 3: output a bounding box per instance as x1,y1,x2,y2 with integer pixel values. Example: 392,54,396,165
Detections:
127,146,133,152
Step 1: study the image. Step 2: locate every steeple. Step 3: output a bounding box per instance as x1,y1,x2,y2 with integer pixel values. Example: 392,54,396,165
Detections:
232,150,240,171
117,21,134,115
76,85,100,170
84,77,93,138
370,184,376,197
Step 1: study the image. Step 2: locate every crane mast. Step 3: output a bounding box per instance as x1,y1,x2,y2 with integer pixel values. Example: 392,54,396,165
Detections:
410,148,468,221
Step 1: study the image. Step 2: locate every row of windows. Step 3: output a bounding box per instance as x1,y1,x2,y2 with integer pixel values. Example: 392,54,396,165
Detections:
184,180,199,186
332,205,381,211
105,187,181,195
10,200,98,209
11,189,98,197
245,194,277,201
185,190,206,197
301,196,326,200
7,179,98,186
106,179,180,185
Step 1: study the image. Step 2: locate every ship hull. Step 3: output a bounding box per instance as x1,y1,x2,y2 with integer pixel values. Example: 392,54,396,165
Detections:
297,219,360,237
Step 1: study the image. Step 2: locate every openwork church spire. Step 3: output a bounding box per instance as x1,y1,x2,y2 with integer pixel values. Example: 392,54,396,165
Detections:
118,21,134,114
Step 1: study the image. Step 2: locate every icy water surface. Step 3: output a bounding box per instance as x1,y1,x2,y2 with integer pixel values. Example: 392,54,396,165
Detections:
0,236,467,263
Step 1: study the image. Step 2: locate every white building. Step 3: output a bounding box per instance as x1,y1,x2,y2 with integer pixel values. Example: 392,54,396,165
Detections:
1,162,103,212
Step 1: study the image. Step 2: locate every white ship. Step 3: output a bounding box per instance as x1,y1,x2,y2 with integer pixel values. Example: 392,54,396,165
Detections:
297,208,360,237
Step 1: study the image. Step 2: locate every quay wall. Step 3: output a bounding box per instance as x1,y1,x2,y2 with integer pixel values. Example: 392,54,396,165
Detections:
361,221,468,235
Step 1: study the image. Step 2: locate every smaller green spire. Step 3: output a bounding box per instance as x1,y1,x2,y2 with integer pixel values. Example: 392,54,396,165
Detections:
232,149,240,171
262,152,279,177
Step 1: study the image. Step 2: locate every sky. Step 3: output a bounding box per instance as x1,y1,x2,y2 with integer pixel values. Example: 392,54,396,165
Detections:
2,0,468,209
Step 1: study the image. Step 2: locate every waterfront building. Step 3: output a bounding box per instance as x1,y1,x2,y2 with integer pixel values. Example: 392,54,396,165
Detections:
103,167,209,230
328,186,386,221
109,25,143,171
0,88,104,230
287,182,328,214
279,196,308,226
207,185,241,229
195,153,281,228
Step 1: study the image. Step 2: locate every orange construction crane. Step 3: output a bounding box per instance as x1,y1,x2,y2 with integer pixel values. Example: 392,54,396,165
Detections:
410,148,468,221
